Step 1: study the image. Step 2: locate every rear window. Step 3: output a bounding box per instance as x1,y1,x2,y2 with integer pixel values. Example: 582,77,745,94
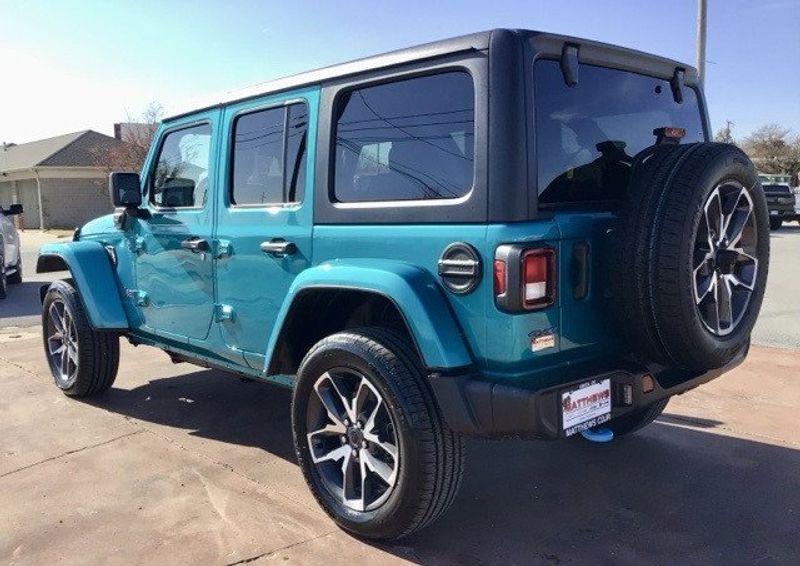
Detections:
333,71,475,203
534,60,705,208
763,184,792,195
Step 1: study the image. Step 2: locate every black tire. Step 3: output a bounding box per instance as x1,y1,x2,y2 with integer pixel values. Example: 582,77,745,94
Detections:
607,399,669,436
615,143,769,371
769,217,782,231
7,257,22,284
292,327,464,540
41,279,120,397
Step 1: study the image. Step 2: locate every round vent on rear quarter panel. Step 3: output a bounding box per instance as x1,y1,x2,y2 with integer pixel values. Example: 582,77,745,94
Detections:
438,242,482,295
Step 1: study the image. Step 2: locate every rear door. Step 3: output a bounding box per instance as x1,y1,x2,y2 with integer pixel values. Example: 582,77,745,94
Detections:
133,113,220,342
212,89,316,368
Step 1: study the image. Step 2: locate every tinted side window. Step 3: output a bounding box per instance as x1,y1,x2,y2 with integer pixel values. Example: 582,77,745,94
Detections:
334,72,474,202
534,60,705,207
231,102,308,206
151,124,212,208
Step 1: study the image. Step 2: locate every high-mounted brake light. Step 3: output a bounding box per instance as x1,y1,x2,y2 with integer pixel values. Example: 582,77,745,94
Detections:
522,248,556,309
653,126,686,145
494,245,557,312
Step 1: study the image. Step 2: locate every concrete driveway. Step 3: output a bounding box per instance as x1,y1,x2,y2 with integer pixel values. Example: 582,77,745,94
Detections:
0,230,67,328
1,229,800,564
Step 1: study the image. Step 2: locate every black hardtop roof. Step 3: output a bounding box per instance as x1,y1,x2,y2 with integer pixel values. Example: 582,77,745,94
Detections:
165,28,696,122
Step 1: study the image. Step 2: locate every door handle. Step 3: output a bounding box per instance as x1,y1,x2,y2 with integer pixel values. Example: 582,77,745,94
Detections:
181,237,210,253
260,239,296,256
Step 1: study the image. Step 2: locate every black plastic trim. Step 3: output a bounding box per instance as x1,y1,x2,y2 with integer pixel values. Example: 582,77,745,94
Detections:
571,242,589,299
429,346,747,438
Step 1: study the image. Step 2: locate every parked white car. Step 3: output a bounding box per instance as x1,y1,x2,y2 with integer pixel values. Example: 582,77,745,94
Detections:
0,204,23,299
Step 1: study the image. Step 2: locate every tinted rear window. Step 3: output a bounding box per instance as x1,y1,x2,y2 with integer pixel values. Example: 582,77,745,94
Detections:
763,184,791,194
333,71,475,202
535,60,705,207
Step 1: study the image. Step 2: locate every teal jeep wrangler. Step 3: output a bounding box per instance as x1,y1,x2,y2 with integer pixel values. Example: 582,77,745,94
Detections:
37,30,769,539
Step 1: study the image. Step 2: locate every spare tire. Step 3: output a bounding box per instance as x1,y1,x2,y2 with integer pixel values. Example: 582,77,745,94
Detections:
615,143,769,372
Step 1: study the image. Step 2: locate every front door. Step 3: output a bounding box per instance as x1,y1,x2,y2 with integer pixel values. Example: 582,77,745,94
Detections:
134,113,220,343
213,90,316,368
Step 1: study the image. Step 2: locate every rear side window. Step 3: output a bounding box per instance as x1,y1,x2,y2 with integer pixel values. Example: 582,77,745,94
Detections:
534,60,705,208
151,124,212,208
231,102,308,205
333,71,475,202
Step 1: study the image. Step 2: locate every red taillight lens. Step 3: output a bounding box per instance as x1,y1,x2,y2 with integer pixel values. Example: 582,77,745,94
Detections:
493,260,507,296
521,248,556,309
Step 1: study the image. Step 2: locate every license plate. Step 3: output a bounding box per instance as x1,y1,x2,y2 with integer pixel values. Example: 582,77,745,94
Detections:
770,210,779,215
561,379,612,436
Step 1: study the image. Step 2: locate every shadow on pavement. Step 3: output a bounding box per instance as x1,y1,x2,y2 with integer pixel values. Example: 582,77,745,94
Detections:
86,369,800,564
87,369,296,461
0,281,45,321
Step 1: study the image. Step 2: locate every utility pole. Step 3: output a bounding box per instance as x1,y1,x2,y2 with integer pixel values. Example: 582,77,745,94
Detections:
696,0,707,82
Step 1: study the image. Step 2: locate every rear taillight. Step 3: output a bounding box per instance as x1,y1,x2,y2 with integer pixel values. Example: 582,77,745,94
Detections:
494,244,557,312
521,248,556,309
493,260,507,296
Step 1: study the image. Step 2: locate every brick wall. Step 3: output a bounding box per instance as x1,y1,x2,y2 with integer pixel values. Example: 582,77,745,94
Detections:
40,178,113,229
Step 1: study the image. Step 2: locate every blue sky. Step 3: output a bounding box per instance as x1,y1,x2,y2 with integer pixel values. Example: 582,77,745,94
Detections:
1,0,798,143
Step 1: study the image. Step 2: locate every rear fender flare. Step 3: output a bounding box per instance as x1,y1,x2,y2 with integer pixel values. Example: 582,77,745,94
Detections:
265,260,472,373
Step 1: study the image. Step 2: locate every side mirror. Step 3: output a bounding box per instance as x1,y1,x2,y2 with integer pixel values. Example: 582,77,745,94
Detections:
2,204,23,216
109,172,142,208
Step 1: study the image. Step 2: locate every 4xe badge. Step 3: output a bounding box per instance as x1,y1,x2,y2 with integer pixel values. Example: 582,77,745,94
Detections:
529,328,556,352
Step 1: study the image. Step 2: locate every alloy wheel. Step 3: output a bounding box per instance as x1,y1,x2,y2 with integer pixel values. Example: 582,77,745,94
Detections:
46,299,79,384
305,369,400,512
692,181,759,336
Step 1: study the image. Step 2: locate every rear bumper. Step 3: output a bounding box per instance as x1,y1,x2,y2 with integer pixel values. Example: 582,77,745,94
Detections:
429,346,748,439
767,201,796,217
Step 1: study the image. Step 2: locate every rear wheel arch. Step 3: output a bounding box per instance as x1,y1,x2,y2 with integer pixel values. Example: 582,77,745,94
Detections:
267,288,423,376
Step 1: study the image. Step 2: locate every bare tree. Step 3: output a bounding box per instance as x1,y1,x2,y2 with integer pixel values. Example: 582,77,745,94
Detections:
92,102,164,173
741,123,800,185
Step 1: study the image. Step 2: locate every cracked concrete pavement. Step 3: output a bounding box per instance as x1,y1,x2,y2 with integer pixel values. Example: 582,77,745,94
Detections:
2,329,800,564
